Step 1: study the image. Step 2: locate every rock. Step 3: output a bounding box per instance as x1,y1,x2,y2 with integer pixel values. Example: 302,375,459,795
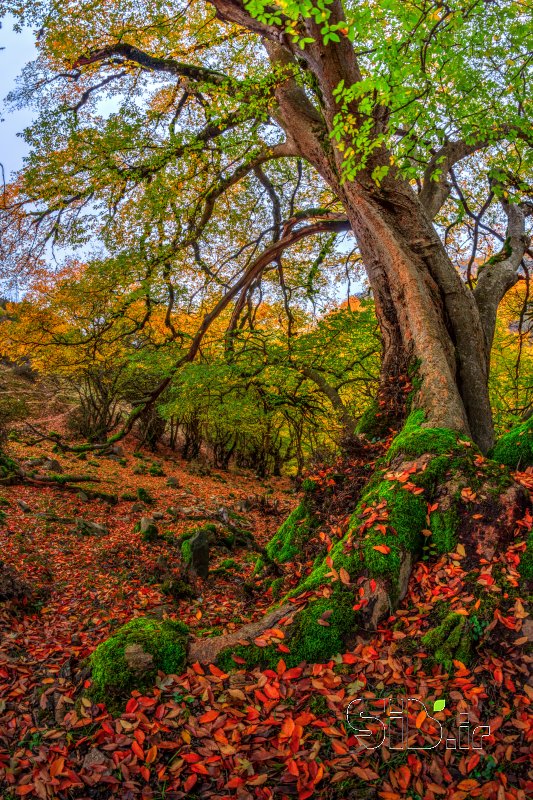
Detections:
131,502,144,513
76,491,89,502
124,643,154,672
42,458,63,473
82,748,110,770
110,445,124,457
166,476,179,488
75,519,109,537
188,529,210,579
138,517,158,542
152,511,165,520
17,500,32,513
22,457,45,470
167,506,180,519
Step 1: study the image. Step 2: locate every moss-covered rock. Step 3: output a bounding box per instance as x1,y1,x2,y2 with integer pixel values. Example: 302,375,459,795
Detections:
421,613,472,670
89,617,189,702
136,487,154,505
491,417,533,469
266,501,317,563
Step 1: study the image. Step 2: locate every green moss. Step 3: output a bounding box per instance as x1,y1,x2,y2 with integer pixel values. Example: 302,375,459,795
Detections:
266,501,317,563
356,398,391,439
89,617,189,702
137,487,154,505
387,410,468,461
133,519,159,542
121,492,137,502
519,530,533,582
285,590,356,666
430,507,459,554
421,613,472,670
181,538,192,565
491,417,533,469
253,556,264,575
270,576,285,600
309,694,330,716
149,463,165,477
217,589,357,671
0,451,20,480
217,643,279,672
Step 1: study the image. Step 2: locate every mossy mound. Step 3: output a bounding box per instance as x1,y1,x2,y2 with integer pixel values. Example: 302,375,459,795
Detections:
491,417,533,469
217,587,357,672
89,617,189,702
387,410,467,461
356,398,393,439
136,487,154,505
266,482,318,564
421,613,472,670
0,450,21,482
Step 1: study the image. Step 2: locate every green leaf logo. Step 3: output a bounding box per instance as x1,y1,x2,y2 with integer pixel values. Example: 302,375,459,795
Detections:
433,699,446,712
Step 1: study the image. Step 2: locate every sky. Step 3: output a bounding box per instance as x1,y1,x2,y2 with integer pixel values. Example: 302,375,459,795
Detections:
1,17,38,179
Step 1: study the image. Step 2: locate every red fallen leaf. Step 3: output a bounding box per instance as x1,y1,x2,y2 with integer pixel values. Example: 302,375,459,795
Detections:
342,653,358,664
140,766,150,782
16,785,35,796
226,777,245,788
208,664,226,677
373,544,391,554
263,683,279,699
287,759,299,777
182,753,201,763
370,578,377,592
131,741,144,760
283,667,303,680
232,655,247,664
278,643,290,653
145,745,157,764
134,728,145,745
183,774,198,792
397,765,411,790
199,709,219,723
125,698,139,713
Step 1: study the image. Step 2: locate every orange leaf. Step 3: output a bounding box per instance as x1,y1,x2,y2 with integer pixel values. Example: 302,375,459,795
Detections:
397,765,411,791
339,567,351,585
145,745,157,765
131,741,144,760
199,709,219,724
50,757,65,777
373,544,391,554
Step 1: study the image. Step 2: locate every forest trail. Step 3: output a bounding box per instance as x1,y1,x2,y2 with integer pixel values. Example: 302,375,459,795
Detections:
0,437,531,800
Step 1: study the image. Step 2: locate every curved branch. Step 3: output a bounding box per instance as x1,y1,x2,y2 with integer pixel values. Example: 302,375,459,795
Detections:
474,198,532,355
73,43,233,86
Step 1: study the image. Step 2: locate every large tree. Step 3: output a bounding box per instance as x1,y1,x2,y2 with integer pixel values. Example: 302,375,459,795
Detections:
1,0,532,664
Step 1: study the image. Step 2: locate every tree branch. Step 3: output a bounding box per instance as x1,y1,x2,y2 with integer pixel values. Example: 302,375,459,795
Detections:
474,198,532,355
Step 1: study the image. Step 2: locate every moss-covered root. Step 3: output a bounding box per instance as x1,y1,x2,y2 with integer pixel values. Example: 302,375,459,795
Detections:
89,617,189,703
265,479,319,564
491,417,533,469
422,613,472,670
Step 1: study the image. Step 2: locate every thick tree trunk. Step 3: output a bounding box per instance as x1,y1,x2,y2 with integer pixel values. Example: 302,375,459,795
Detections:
337,176,495,452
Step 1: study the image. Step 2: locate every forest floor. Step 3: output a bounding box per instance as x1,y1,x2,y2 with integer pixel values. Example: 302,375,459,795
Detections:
0,437,531,800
